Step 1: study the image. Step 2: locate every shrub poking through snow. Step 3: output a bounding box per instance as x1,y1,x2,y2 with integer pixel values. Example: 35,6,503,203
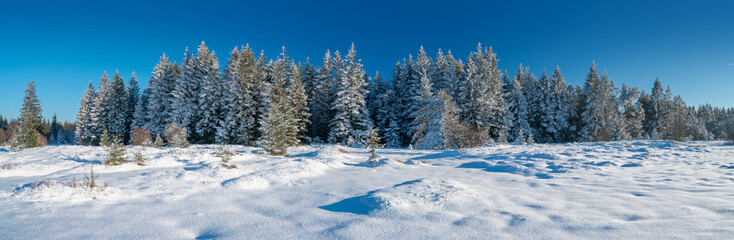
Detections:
133,152,146,166
216,146,237,169
131,128,152,146
365,127,383,167
164,123,189,148
103,136,127,166
84,166,100,189
154,134,164,148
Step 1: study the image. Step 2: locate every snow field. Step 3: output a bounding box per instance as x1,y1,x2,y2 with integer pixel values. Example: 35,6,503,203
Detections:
1,141,733,239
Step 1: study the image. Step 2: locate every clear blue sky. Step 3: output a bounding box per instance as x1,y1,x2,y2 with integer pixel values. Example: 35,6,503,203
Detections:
1,0,733,122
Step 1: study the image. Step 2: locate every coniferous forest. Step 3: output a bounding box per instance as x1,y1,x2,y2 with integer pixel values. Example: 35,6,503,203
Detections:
3,42,734,153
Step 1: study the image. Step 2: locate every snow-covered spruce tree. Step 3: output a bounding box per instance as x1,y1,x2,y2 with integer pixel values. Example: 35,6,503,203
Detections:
131,88,149,129
258,48,302,156
289,64,310,143
146,53,178,137
386,62,409,146
684,105,710,141
434,48,459,98
126,72,140,141
10,81,43,150
398,56,420,145
171,47,200,140
89,72,110,146
410,67,444,150
195,42,224,144
643,78,673,140
305,50,335,142
299,59,318,143
579,62,621,142
523,69,541,140
216,46,242,144
457,43,507,142
48,114,60,144
619,84,645,139
537,67,572,143
506,66,532,143
75,81,97,145
106,71,129,141
365,71,383,128
328,44,373,146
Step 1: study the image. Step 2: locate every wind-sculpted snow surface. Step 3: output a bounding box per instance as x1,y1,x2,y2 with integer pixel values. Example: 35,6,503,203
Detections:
1,141,733,239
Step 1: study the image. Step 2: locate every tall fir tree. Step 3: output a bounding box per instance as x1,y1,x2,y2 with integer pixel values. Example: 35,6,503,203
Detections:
329,43,373,146
258,48,302,155
457,43,506,142
306,51,335,142
126,72,140,140
90,72,111,145
579,62,621,142
537,67,572,143
75,82,97,145
11,81,43,150
506,66,532,143
146,53,178,136
619,84,645,139
195,41,225,144
172,47,201,139
410,66,444,149
106,71,129,140
643,78,673,139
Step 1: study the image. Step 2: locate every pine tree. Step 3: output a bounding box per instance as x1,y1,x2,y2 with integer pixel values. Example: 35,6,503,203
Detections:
619,84,645,139
126,72,140,141
10,81,43,150
410,67,444,149
329,44,373,146
89,72,111,145
146,54,178,136
75,82,97,145
106,71,129,141
306,50,337,142
457,43,507,142
537,67,572,143
643,78,673,139
171,47,201,140
131,88,149,129
195,41,225,144
579,62,620,142
434,48,458,97
289,62,310,143
506,66,532,143
217,47,242,144
49,114,60,144
259,47,301,155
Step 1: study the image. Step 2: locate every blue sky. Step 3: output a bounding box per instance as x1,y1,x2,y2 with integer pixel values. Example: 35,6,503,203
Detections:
1,0,733,122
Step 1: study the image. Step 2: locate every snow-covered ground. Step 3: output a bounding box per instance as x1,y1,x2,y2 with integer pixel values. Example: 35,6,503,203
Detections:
1,141,733,239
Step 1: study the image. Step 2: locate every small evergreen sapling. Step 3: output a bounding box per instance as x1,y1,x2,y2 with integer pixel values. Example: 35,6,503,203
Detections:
103,136,127,166
133,152,146,166
365,127,383,167
154,134,164,148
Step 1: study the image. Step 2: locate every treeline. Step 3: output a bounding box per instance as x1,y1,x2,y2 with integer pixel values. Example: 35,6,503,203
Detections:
68,42,734,153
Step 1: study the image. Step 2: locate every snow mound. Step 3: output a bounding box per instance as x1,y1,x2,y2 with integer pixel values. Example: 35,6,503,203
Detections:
321,178,481,215
222,175,270,190
372,178,479,209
